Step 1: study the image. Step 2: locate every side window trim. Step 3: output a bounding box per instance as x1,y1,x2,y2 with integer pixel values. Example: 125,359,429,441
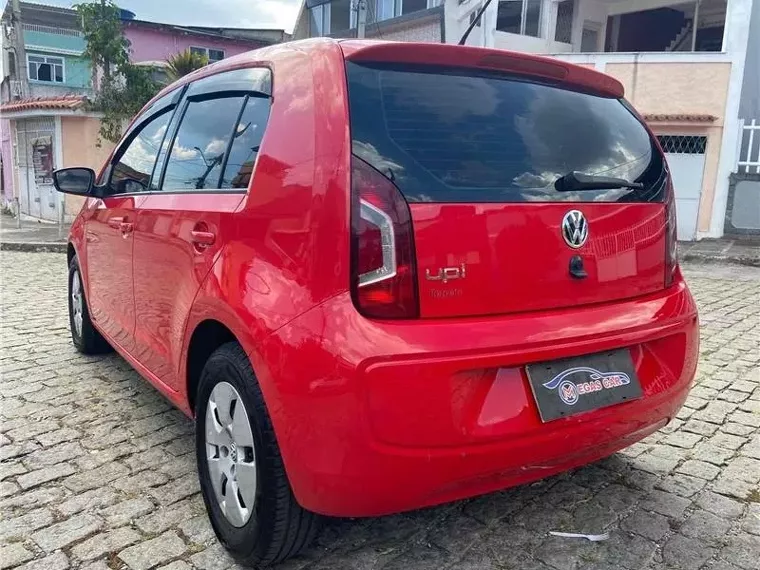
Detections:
185,67,271,98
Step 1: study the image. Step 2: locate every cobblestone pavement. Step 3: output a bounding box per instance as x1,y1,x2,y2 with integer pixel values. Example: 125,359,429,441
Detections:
1,252,759,570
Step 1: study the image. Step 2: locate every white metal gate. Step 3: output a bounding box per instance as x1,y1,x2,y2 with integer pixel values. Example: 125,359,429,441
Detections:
14,117,59,221
658,135,708,241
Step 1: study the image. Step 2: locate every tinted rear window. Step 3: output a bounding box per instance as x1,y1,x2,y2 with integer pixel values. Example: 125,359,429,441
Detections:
346,62,666,203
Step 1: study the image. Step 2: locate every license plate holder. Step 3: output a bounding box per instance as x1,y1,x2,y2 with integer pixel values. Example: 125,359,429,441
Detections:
526,349,643,422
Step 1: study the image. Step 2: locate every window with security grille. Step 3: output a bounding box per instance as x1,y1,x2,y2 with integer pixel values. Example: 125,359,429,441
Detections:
656,135,707,154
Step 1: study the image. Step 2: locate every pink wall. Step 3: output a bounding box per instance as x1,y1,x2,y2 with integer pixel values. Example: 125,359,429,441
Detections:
1,119,13,204
123,25,262,63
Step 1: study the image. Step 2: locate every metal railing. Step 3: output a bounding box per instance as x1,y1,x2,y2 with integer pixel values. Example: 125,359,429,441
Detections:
737,119,760,174
21,23,83,37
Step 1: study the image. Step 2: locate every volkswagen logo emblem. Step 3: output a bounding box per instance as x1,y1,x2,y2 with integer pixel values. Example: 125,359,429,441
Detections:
561,210,589,248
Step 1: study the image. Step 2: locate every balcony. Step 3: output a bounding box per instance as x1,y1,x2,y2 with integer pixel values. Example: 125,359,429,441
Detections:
22,23,86,56
486,0,727,56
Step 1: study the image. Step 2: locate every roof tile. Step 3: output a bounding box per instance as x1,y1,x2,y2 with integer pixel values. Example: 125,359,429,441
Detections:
0,95,88,113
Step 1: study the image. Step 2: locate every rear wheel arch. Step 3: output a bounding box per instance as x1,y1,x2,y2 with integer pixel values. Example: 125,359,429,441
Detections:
186,319,237,415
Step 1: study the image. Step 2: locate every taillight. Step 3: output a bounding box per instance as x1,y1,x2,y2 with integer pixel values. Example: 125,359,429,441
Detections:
351,156,418,319
665,176,678,287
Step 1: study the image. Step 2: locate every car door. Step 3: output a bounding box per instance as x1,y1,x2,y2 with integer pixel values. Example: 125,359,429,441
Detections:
132,68,272,390
85,96,177,352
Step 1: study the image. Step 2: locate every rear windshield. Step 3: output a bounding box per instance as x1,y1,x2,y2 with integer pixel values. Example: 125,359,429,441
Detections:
346,62,666,203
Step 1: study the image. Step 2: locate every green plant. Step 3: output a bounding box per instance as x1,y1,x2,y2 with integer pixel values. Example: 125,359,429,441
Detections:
94,65,161,143
166,49,209,81
75,1,160,143
75,0,129,80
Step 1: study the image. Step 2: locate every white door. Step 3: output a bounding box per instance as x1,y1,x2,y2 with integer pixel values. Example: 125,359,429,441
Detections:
15,117,58,222
658,135,707,241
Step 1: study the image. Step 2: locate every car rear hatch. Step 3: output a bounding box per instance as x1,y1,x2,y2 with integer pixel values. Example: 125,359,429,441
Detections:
342,43,673,319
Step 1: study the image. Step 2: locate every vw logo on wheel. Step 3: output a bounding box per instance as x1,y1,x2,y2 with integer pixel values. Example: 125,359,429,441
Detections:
562,210,589,248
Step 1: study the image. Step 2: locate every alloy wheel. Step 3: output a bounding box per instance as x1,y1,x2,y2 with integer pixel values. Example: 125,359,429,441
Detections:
205,381,257,527
71,270,83,338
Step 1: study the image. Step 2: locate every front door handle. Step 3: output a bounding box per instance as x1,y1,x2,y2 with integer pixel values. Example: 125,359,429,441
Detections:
190,230,216,247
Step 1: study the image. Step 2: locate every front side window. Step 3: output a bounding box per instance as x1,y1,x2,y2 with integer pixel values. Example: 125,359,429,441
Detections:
162,96,247,191
28,55,64,83
110,110,173,194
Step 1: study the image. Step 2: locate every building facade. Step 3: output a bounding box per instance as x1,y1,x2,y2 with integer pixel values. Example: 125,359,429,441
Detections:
120,17,287,82
1,1,99,222
294,0,759,239
1,2,284,222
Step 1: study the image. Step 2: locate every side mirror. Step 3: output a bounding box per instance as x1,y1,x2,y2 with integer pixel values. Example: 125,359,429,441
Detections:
53,167,96,195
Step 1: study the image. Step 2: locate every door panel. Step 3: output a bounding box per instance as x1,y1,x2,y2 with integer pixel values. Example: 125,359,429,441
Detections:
132,193,244,389
85,195,144,352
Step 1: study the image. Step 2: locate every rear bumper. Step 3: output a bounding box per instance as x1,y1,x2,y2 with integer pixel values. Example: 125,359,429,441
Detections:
258,275,698,517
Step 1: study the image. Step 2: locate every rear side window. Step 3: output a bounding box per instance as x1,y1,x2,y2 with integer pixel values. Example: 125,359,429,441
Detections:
221,96,271,188
346,62,665,203
162,96,246,191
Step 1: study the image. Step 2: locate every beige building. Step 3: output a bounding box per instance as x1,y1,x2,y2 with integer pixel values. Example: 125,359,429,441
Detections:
0,96,114,222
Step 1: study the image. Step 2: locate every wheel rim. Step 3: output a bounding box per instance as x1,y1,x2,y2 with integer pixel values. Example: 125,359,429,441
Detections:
71,270,83,338
205,381,257,527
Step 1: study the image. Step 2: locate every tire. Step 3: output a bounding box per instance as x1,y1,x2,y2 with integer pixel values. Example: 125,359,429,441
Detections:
195,342,319,566
68,255,111,355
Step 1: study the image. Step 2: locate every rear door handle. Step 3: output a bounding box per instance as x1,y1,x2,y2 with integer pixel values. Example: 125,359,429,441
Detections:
190,230,216,247
107,216,125,229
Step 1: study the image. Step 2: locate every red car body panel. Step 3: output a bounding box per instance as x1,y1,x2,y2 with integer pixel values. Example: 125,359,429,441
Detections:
255,273,697,516
413,202,667,318
66,39,699,518
132,192,245,390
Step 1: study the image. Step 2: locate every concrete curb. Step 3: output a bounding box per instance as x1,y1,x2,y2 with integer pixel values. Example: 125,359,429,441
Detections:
1,241,68,253
679,252,760,268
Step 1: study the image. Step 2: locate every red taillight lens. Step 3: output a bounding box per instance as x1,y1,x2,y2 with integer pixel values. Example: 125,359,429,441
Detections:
665,177,678,287
351,156,418,319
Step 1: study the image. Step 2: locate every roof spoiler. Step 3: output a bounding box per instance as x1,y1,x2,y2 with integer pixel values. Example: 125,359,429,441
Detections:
340,41,624,99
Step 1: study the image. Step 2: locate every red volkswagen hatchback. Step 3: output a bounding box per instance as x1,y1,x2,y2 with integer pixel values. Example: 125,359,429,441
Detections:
54,39,699,566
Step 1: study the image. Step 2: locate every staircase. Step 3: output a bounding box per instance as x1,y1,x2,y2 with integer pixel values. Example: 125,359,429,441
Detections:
667,20,694,51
